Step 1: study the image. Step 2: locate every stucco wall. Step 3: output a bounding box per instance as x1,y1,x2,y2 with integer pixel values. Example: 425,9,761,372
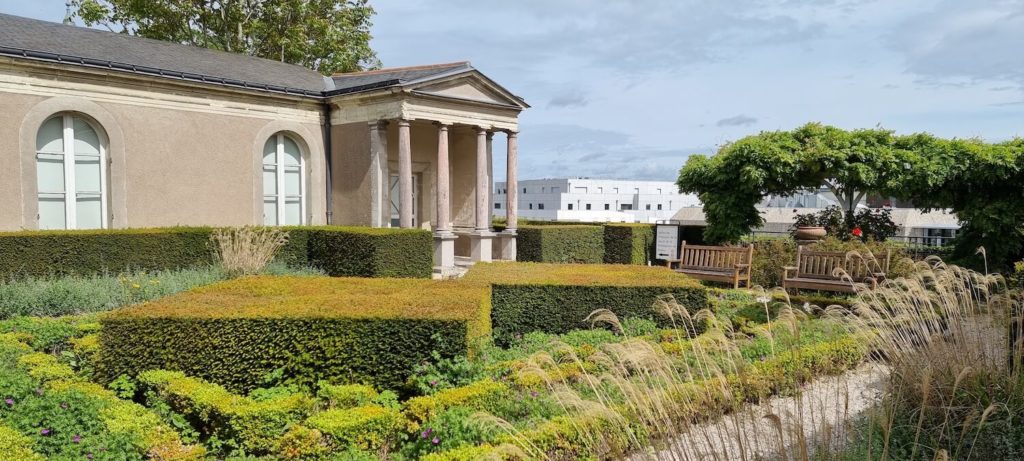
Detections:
0,61,326,230
331,122,372,226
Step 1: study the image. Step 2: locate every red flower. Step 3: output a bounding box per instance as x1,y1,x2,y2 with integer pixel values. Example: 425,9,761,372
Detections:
852,227,863,237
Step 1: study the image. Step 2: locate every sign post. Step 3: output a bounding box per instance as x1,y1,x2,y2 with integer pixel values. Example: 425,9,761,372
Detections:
655,221,681,263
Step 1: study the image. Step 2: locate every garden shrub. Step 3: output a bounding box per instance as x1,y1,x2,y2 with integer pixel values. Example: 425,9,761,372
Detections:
465,263,707,345
318,383,380,410
405,379,508,424
139,370,312,455
0,424,45,461
516,225,604,263
99,276,491,393
603,224,654,265
0,226,433,280
305,405,405,452
420,444,509,461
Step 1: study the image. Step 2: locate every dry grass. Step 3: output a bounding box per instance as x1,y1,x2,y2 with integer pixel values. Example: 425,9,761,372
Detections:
210,226,289,278
476,254,1020,461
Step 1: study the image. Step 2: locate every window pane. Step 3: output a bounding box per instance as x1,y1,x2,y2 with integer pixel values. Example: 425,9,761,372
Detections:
36,117,64,153
76,195,103,229
284,167,301,195
38,195,66,229
36,155,65,193
75,156,102,192
72,117,100,155
284,198,301,225
282,137,301,166
263,166,277,195
263,199,277,225
263,138,276,164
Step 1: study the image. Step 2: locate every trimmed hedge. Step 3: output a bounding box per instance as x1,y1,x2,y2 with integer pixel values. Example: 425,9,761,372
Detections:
516,225,604,263
603,223,655,264
0,227,213,279
0,226,433,280
98,276,490,393
465,263,707,345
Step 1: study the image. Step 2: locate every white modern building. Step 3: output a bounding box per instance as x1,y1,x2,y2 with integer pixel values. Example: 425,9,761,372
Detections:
492,178,700,223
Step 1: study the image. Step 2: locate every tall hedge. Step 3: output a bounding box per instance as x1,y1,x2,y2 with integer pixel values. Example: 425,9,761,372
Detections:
464,263,707,345
603,224,655,264
0,227,214,278
0,226,433,279
516,225,604,263
97,276,490,393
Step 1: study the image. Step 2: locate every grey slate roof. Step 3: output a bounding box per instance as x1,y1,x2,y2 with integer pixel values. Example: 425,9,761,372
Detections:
329,62,472,94
0,13,329,95
0,13,520,105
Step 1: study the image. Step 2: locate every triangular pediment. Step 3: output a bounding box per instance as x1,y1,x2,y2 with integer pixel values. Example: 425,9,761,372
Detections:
409,72,529,108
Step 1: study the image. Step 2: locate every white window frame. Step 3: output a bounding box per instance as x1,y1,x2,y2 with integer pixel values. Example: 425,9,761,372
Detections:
263,133,306,226
36,114,108,230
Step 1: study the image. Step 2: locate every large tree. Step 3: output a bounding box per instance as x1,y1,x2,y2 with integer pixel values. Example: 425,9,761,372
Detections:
73,0,380,74
677,123,1024,269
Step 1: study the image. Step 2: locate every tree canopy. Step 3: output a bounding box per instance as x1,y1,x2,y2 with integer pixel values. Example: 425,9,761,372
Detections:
677,123,1024,268
73,0,380,74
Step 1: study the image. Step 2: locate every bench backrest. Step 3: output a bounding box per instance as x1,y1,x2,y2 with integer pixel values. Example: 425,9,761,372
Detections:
795,246,890,280
678,242,753,271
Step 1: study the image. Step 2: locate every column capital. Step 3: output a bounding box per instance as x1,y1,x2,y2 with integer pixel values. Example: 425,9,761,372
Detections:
368,120,388,130
396,118,411,127
433,121,451,129
473,125,489,134
486,131,495,140
504,129,518,138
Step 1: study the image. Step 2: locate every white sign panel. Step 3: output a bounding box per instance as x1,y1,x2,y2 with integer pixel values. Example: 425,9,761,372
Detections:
655,224,680,261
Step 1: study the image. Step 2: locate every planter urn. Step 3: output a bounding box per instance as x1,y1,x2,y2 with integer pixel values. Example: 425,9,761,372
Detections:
794,226,827,241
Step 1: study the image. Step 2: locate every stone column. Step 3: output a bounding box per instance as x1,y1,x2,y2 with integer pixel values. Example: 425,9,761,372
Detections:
474,127,490,231
368,121,388,227
505,130,519,231
433,123,456,275
486,131,494,226
501,130,519,260
470,126,493,262
397,119,413,228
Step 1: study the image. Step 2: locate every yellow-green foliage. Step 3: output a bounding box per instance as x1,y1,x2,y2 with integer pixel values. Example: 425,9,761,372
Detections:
139,370,312,455
421,444,512,461
466,263,707,345
0,424,45,461
70,333,100,364
17,352,79,382
515,225,605,263
100,276,490,392
405,379,508,423
305,405,405,451
318,383,379,409
44,380,205,459
276,425,329,460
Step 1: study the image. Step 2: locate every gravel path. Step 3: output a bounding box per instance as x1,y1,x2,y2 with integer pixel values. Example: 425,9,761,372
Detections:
631,362,890,461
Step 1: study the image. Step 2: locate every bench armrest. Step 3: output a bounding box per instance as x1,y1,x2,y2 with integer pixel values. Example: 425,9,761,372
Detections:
783,266,797,278
663,258,680,268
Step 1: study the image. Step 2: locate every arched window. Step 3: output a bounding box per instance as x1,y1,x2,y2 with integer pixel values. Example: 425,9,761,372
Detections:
35,114,107,229
262,133,306,225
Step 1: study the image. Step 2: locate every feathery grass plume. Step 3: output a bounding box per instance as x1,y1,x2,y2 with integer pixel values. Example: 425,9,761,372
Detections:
210,226,288,278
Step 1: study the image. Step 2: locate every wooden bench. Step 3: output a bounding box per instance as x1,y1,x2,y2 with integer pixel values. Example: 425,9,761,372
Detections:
783,246,891,293
664,242,753,289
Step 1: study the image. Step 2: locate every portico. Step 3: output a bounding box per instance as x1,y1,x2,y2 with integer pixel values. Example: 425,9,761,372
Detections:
326,62,528,276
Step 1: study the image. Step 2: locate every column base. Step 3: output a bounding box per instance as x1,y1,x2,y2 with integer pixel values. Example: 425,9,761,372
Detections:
498,229,517,261
469,230,495,263
433,232,457,276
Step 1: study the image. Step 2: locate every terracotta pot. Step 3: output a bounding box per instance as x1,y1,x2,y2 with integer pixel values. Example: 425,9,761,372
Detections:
794,226,827,241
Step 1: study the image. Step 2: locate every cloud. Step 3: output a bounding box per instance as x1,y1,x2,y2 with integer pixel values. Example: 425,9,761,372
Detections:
887,1,1024,84
548,89,588,108
716,115,759,127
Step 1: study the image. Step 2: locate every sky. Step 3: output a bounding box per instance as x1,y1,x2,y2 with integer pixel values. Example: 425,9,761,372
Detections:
3,0,1023,182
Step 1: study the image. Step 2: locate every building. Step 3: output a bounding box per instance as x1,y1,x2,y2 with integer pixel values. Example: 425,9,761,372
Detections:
0,13,530,275
672,207,959,246
492,178,700,223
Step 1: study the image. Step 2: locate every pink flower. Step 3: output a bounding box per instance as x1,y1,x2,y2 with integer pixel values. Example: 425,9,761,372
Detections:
73,434,82,444
40,428,51,436
3,398,12,406
432,436,440,445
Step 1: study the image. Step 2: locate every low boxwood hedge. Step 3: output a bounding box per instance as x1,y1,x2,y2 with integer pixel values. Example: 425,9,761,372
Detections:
0,226,433,280
464,263,707,345
603,223,655,264
97,276,490,393
516,225,604,263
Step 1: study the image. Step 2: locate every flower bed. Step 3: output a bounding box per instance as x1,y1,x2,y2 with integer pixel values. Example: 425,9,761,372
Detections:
97,276,491,392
